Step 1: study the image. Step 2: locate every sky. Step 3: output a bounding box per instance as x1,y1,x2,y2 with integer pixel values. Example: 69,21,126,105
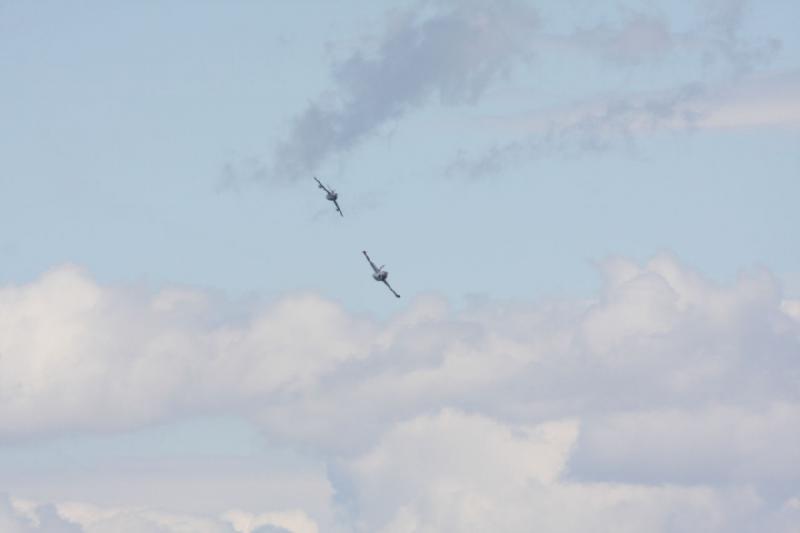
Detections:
0,0,798,531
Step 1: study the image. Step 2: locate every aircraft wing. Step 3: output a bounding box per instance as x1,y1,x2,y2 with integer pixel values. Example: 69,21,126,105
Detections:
362,251,379,273
333,199,343,216
313,176,331,194
383,280,401,298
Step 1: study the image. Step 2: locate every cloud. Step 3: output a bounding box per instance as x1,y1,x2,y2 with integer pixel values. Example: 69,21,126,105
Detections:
0,265,372,437
236,0,786,183
264,0,539,181
442,0,788,179
698,70,800,129
337,409,792,532
1,255,799,530
558,0,781,71
566,12,676,65
697,0,783,73
0,497,81,533
570,403,800,486
223,510,318,533
447,69,800,178
2,500,218,533
447,82,705,178
0,497,321,533
2,257,799,446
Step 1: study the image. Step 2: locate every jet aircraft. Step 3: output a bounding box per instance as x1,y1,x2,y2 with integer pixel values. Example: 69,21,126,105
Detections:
362,250,401,298
314,177,343,216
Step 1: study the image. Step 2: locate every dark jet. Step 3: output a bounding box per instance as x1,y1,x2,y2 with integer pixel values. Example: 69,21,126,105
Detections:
362,250,400,298
314,176,343,217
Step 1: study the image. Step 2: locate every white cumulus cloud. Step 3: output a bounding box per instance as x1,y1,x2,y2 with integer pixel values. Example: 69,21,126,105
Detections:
0,254,798,531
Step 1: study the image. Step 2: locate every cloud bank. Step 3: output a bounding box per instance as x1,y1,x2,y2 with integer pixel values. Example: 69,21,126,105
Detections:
0,496,320,533
1,255,799,530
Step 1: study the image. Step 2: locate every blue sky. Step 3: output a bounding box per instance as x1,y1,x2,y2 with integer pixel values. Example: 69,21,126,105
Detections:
1,1,799,531
2,0,798,305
